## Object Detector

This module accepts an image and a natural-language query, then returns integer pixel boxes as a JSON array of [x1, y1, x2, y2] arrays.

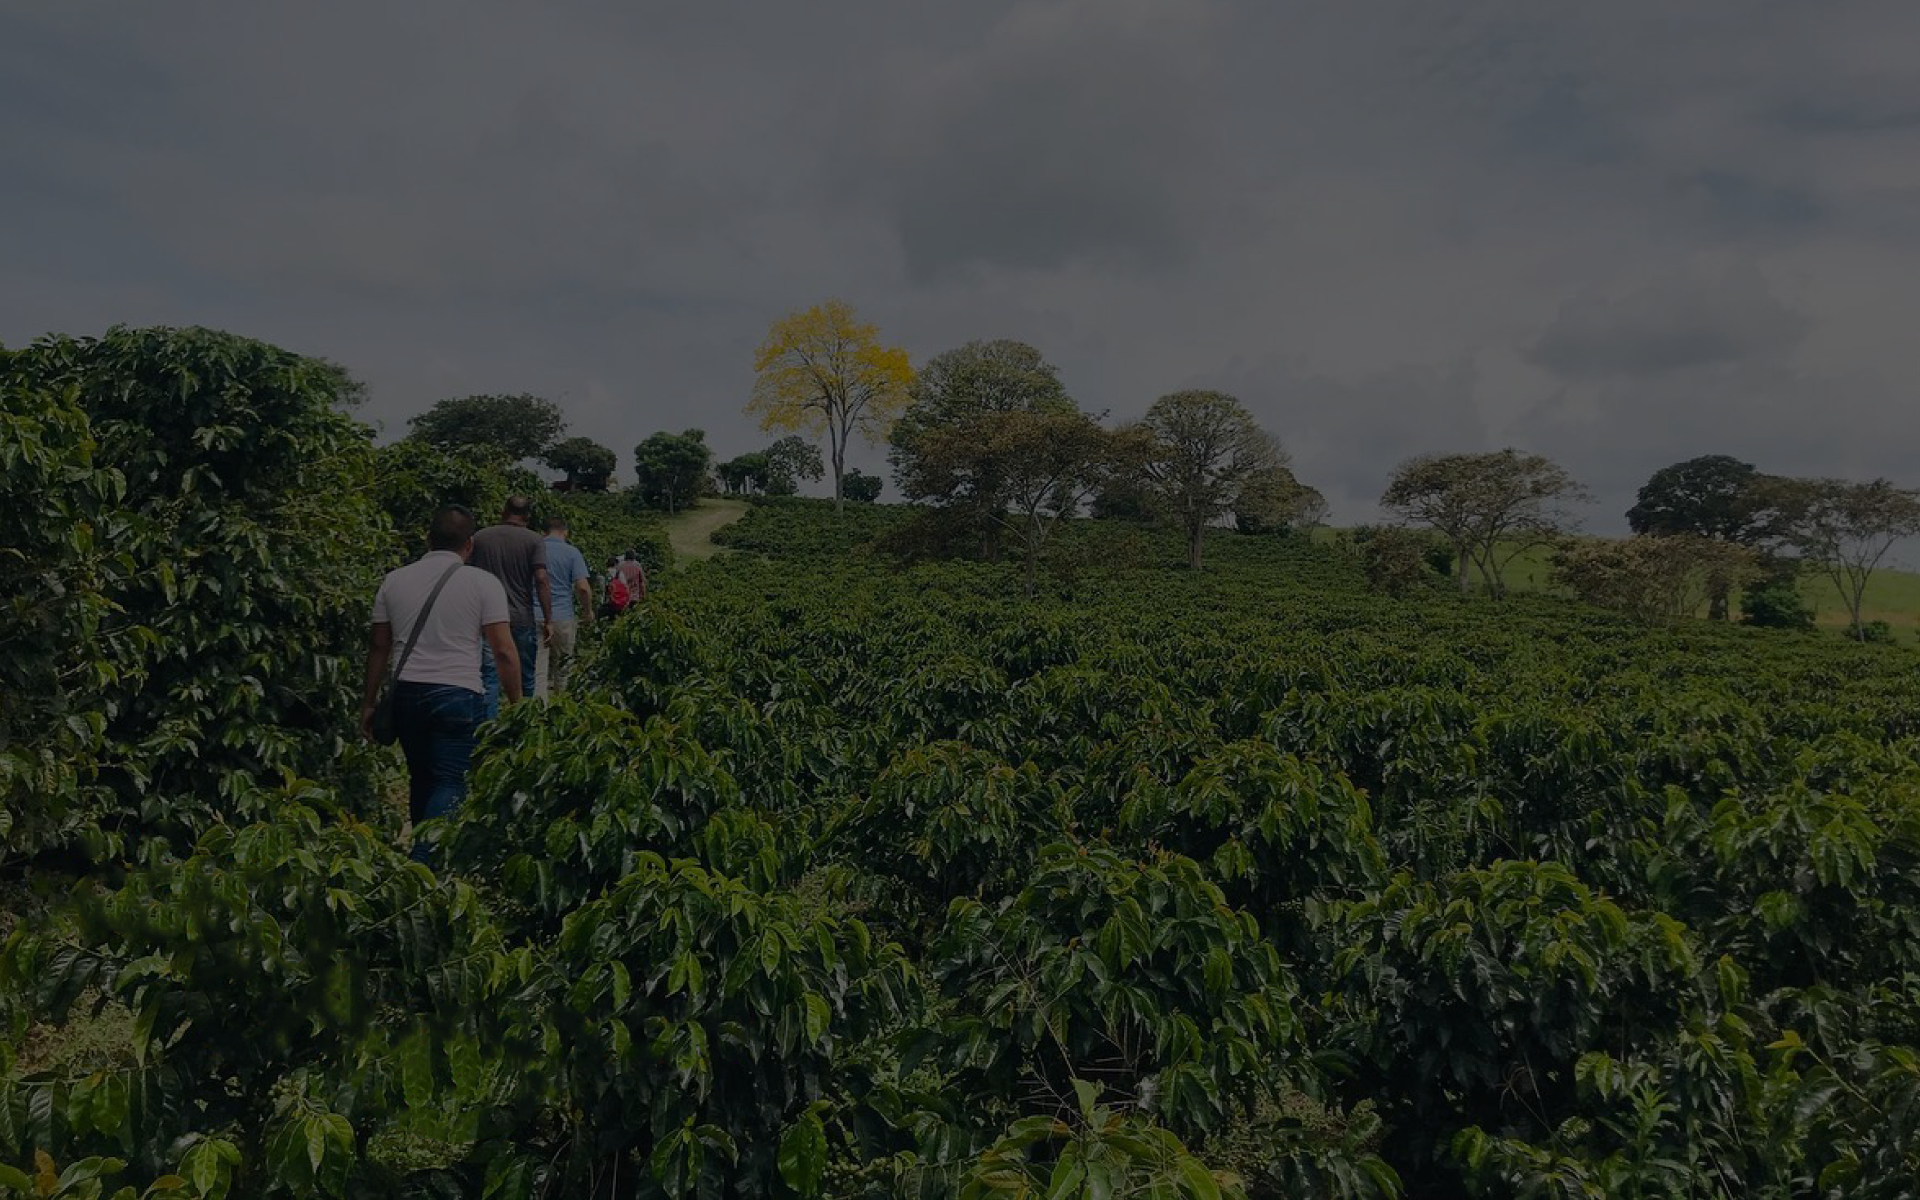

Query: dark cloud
[[1524, 268, 1811, 381], [3, 0, 1919, 519], [868, 0, 1227, 280]]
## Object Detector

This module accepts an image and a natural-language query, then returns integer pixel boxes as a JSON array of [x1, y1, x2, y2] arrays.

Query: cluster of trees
[[400, 303, 1919, 637], [402, 390, 869, 516], [744, 303, 1324, 583], [405, 392, 617, 492], [1367, 447, 1920, 638]]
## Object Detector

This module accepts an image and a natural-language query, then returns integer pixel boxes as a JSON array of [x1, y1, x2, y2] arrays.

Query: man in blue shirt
[[533, 516, 594, 700]]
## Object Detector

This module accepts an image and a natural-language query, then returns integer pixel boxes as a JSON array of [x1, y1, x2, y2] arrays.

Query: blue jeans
[[394, 682, 484, 864], [480, 624, 540, 718]]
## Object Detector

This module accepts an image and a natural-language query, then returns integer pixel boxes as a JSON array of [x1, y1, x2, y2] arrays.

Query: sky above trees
[[5, 1, 1919, 535]]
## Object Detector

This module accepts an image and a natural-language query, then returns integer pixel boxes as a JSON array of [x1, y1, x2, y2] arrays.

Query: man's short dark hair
[[503, 495, 534, 519], [545, 515, 569, 533], [428, 504, 477, 551]]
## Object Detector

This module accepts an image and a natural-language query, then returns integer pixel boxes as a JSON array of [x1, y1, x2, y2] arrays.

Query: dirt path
[[661, 498, 749, 562]]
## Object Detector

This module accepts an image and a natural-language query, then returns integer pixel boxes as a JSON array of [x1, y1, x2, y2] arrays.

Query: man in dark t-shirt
[[468, 496, 553, 717]]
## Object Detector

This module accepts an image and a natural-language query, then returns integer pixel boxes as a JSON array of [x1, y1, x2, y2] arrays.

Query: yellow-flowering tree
[[747, 299, 913, 510]]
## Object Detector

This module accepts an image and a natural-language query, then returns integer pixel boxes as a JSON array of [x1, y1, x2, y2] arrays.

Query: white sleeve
[[371, 578, 391, 624], [479, 574, 510, 626]]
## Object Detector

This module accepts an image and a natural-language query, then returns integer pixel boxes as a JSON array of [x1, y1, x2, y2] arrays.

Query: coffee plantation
[[4, 329, 1919, 1196]]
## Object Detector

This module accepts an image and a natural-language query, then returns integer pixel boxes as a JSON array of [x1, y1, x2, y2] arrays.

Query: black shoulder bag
[[370, 562, 464, 745]]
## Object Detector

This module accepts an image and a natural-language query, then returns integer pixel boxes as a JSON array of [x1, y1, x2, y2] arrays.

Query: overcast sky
[[6, 2, 1919, 530]]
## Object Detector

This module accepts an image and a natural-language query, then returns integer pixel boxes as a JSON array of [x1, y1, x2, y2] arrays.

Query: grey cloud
[[1524, 268, 1811, 382], [5, 1, 1920, 516], [1513, 359, 1920, 539], [865, 0, 1227, 280]]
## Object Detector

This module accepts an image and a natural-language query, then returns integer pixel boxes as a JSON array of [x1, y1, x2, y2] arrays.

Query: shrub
[[1350, 527, 1444, 595], [1740, 558, 1816, 630], [2, 326, 387, 853]]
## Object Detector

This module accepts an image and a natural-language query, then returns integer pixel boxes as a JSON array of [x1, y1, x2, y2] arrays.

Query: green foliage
[[444, 699, 770, 932], [1741, 556, 1817, 630], [405, 394, 566, 463], [1553, 534, 1758, 624], [920, 845, 1301, 1140], [10, 405, 1920, 1196], [1347, 526, 1445, 595], [0, 367, 126, 865], [545, 490, 672, 576], [842, 470, 884, 504], [2, 326, 386, 855], [633, 429, 714, 514], [722, 438, 825, 498], [832, 743, 1071, 931], [764, 436, 825, 496], [959, 1080, 1246, 1199], [543, 436, 617, 492], [1627, 454, 1770, 542], [1, 803, 513, 1196], [527, 853, 911, 1196], [1133, 391, 1288, 571], [371, 440, 540, 561], [711, 496, 910, 556]]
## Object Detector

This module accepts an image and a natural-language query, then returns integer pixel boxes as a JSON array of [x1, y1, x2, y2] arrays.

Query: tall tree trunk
[[1708, 583, 1730, 621], [1456, 543, 1471, 594], [830, 428, 845, 514]]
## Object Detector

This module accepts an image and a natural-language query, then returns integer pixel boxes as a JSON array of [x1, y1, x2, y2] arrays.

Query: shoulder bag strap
[[388, 561, 466, 684]]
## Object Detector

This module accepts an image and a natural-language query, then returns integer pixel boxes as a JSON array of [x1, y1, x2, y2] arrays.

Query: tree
[[716, 451, 770, 496], [1235, 468, 1329, 535], [1627, 455, 1773, 618], [747, 299, 912, 511], [909, 408, 1136, 595], [842, 469, 884, 504], [1133, 390, 1289, 570], [544, 435, 617, 491], [893, 340, 1082, 558], [632, 428, 712, 514], [1553, 535, 1760, 624], [406, 393, 567, 463], [763, 435, 824, 496], [1761, 476, 1920, 640], [1381, 449, 1588, 596], [890, 339, 1074, 476]]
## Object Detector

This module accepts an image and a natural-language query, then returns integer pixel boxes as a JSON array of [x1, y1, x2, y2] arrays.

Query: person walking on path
[[360, 505, 521, 863], [469, 495, 553, 717], [616, 549, 648, 605], [534, 515, 593, 699]]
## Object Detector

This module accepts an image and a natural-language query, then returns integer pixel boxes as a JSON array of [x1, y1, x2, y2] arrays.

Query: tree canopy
[[1381, 449, 1587, 596], [746, 299, 912, 511], [1626, 455, 1774, 619], [1761, 475, 1920, 640], [1628, 455, 1772, 542], [405, 393, 567, 463], [544, 435, 617, 492], [632, 428, 712, 514], [890, 340, 1073, 476], [892, 340, 1081, 556], [1134, 390, 1290, 570], [907, 406, 1135, 593]]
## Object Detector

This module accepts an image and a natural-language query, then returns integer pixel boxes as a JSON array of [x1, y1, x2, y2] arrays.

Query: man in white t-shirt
[[359, 505, 521, 863]]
